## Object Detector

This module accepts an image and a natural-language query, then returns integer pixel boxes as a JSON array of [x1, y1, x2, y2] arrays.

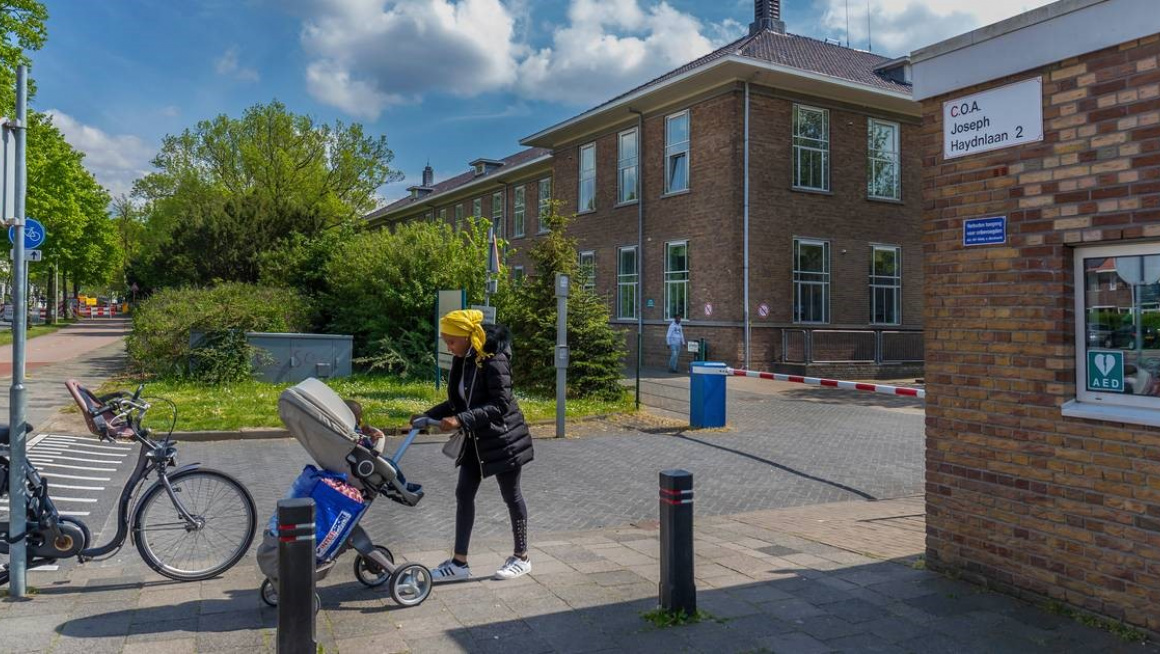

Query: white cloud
[[215, 45, 261, 82], [160, 105, 181, 118], [819, 0, 1058, 56], [293, 0, 746, 117], [45, 110, 155, 198]]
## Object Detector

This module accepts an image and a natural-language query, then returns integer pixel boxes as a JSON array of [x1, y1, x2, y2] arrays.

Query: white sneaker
[[494, 556, 532, 580], [432, 559, 471, 582]]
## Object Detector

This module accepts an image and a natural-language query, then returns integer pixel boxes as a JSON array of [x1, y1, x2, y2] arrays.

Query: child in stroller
[[256, 378, 434, 608]]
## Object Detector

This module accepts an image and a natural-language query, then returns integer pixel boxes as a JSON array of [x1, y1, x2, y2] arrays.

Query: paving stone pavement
[[3, 498, 1155, 654]]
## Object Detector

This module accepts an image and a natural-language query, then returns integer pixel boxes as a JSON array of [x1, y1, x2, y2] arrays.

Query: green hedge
[[127, 283, 309, 379]]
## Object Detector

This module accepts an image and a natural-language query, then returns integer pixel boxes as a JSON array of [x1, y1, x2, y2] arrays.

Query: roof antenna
[[866, 0, 873, 52], [845, 0, 850, 48]]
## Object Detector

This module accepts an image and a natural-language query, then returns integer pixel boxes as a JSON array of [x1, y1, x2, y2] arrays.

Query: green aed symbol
[[1087, 350, 1124, 393]]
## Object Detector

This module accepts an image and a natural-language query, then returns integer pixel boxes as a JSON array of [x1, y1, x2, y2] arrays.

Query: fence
[[780, 329, 923, 364]]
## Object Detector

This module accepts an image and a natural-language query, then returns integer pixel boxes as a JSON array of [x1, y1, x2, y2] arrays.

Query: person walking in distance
[[666, 314, 685, 373]]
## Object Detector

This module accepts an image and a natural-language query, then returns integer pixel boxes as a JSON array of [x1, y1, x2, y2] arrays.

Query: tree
[[131, 100, 401, 288], [0, 0, 47, 115], [499, 201, 625, 400]]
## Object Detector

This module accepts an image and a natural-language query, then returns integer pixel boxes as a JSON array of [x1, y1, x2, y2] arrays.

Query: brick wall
[[922, 35, 1160, 632]]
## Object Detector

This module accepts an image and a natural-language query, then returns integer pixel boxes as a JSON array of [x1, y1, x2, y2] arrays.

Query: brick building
[[913, 0, 1160, 633], [368, 0, 924, 376]]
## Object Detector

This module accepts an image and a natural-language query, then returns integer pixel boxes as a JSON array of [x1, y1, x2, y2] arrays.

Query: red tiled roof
[[591, 28, 910, 114], [370, 147, 551, 220]]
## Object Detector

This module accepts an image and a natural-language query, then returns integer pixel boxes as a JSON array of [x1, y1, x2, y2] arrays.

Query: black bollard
[[277, 498, 316, 654], [658, 469, 696, 616]]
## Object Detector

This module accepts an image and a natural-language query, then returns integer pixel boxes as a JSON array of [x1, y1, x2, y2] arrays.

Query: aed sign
[[943, 77, 1043, 159], [1087, 350, 1124, 393]]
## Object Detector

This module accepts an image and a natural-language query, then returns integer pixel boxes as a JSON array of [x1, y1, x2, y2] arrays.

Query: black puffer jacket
[[425, 325, 533, 478]]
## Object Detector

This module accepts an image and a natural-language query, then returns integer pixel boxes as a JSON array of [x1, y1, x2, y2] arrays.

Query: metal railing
[[779, 328, 923, 364]]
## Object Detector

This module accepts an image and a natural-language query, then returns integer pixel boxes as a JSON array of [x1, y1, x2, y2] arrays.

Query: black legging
[[454, 459, 528, 557]]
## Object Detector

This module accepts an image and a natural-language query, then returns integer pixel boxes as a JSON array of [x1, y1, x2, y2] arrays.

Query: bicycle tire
[[133, 468, 256, 582]]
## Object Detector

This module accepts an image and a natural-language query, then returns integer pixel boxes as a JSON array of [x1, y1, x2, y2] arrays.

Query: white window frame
[[492, 191, 505, 240], [617, 246, 638, 320], [438, 208, 447, 223], [454, 204, 464, 226], [512, 266, 526, 285], [793, 105, 830, 192], [618, 128, 638, 204], [868, 118, 901, 201], [425, 211, 433, 222], [579, 143, 596, 212], [665, 111, 690, 194], [537, 178, 552, 233], [513, 186, 526, 237], [793, 238, 830, 324], [578, 250, 596, 292], [473, 198, 482, 218], [664, 240, 689, 320], [870, 244, 902, 326], [1065, 242, 1160, 427]]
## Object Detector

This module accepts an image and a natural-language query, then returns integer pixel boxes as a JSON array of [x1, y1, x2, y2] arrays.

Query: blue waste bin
[[690, 361, 727, 428]]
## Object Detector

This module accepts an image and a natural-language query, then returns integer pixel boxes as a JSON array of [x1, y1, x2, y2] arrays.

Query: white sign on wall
[[943, 77, 1043, 159]]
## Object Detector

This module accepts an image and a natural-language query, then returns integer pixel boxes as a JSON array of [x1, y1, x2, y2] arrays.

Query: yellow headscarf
[[440, 309, 493, 367]]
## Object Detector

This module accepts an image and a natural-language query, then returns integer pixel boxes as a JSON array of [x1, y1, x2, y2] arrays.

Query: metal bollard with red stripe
[[659, 469, 696, 616], [277, 498, 316, 654]]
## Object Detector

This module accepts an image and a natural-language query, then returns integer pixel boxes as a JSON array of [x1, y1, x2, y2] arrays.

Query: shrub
[[127, 283, 309, 378]]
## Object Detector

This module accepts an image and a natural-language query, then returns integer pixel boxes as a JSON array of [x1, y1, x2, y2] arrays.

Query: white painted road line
[[30, 462, 116, 472], [0, 496, 96, 504], [32, 446, 128, 458], [58, 511, 90, 517], [40, 472, 111, 482], [44, 483, 105, 491], [28, 454, 124, 464], [40, 438, 131, 452]]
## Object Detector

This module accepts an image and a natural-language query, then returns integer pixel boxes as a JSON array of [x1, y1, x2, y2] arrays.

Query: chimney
[[750, 0, 786, 35], [422, 162, 434, 187]]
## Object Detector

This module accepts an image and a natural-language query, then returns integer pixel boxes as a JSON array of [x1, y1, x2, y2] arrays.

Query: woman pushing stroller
[[418, 309, 534, 581]]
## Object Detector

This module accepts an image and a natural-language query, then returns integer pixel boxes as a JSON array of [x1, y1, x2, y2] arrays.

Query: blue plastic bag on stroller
[[266, 464, 367, 563]]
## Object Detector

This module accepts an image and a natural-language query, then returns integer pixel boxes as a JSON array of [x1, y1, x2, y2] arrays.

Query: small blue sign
[[963, 216, 1006, 247], [8, 218, 46, 250]]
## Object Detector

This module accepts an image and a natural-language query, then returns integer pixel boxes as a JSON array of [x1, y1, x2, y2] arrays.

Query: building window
[[538, 178, 552, 233], [1070, 244, 1160, 419], [438, 208, 447, 223], [665, 111, 690, 194], [454, 204, 464, 227], [475, 163, 485, 175], [618, 128, 638, 204], [513, 186, 525, 237], [665, 241, 689, 320], [868, 119, 901, 200], [425, 211, 433, 222], [473, 198, 482, 218], [617, 246, 638, 320], [870, 245, 901, 325], [512, 266, 525, 286], [793, 105, 829, 192], [492, 191, 505, 240], [578, 251, 596, 292], [794, 238, 829, 323], [579, 143, 596, 212]]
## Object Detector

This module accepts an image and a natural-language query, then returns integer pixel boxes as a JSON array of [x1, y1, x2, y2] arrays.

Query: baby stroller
[[256, 378, 434, 608]]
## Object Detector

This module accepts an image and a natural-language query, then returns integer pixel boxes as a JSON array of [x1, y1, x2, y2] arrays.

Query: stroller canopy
[[278, 377, 360, 475]]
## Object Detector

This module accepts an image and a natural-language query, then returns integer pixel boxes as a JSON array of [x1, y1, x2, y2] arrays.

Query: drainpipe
[[629, 108, 645, 347], [743, 81, 752, 369]]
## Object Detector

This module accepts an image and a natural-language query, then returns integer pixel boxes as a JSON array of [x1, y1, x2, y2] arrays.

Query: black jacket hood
[[482, 323, 513, 358]]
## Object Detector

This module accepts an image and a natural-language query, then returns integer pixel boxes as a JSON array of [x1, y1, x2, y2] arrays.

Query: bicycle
[[1, 380, 257, 584]]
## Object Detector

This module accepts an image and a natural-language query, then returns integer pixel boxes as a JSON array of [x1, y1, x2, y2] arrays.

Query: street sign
[[944, 77, 1043, 159], [964, 216, 1007, 247], [470, 304, 496, 325], [8, 248, 40, 261], [8, 217, 45, 249], [1087, 350, 1124, 393]]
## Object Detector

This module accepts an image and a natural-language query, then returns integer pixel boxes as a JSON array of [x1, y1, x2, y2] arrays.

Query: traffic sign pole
[[6, 65, 29, 598]]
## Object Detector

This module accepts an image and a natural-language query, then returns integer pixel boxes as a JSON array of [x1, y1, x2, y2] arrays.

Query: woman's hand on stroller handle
[[410, 416, 438, 430]]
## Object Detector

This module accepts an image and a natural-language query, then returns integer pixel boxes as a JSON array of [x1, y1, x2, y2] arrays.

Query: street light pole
[[6, 64, 29, 598]]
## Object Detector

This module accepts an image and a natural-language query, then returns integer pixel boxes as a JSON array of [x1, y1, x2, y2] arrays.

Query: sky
[[31, 0, 1057, 206]]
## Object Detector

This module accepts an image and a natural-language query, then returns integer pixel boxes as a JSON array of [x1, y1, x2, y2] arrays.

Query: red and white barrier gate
[[708, 366, 925, 399]]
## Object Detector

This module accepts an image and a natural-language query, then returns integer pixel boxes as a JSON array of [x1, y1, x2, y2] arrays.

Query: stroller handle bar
[[395, 416, 438, 461]]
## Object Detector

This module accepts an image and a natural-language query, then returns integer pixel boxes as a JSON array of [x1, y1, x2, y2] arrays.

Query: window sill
[[512, 234, 526, 240], [661, 189, 691, 199], [615, 200, 639, 208], [576, 209, 596, 216], [791, 187, 833, 196], [1061, 399, 1160, 428], [868, 196, 904, 205], [537, 230, 551, 235]]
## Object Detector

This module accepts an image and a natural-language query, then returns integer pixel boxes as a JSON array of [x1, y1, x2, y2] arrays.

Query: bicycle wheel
[[133, 468, 257, 581]]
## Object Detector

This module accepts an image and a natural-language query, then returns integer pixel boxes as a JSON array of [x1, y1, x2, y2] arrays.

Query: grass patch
[[640, 607, 717, 629], [0, 321, 75, 347], [100, 373, 636, 433], [1045, 600, 1147, 643]]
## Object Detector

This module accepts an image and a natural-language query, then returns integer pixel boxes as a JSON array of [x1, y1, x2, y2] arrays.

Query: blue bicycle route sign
[[8, 217, 46, 249]]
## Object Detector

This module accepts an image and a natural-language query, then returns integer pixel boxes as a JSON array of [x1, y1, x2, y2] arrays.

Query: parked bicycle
[[1, 380, 257, 584]]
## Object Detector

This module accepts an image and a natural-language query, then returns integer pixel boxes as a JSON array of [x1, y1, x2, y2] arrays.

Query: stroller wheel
[[260, 578, 278, 607], [353, 545, 395, 587], [388, 563, 432, 607]]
